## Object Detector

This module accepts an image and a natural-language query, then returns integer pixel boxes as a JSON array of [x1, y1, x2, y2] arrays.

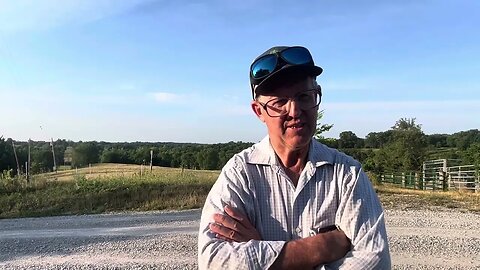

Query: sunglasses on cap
[[250, 46, 315, 82]]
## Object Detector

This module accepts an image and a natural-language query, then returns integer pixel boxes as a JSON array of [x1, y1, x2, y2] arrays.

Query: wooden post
[[27, 139, 31, 183], [25, 161, 28, 180], [442, 170, 448, 191], [475, 169, 480, 193], [150, 150, 153, 173], [11, 140, 21, 177], [422, 162, 426, 190], [51, 138, 57, 173], [448, 168, 452, 190], [402, 172, 405, 188], [414, 172, 419, 190]]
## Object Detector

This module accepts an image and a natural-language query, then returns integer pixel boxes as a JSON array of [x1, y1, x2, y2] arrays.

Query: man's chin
[[284, 136, 311, 150]]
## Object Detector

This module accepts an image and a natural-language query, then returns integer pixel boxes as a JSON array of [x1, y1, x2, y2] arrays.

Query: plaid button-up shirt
[[198, 136, 391, 269]]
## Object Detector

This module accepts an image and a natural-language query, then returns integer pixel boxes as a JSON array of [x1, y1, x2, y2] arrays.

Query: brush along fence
[[379, 159, 479, 192]]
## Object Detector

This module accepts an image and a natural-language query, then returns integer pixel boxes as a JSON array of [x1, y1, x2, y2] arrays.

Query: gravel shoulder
[[1, 207, 479, 269], [386, 208, 480, 270]]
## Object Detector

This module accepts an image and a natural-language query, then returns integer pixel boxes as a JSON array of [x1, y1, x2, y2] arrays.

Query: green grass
[[375, 183, 480, 212], [0, 164, 218, 219], [2, 164, 479, 219]]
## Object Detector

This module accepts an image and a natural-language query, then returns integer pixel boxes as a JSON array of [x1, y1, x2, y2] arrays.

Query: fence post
[[475, 168, 480, 193], [422, 162, 426, 190], [447, 169, 452, 190], [422, 173, 426, 190], [413, 172, 418, 189], [402, 172, 405, 188], [442, 170, 448, 191]]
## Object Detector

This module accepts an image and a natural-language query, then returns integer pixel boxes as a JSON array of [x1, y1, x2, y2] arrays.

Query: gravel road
[[1, 207, 479, 269]]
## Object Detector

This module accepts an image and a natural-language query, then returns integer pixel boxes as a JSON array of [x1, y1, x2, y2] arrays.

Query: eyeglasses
[[257, 87, 322, 117], [250, 46, 314, 81]]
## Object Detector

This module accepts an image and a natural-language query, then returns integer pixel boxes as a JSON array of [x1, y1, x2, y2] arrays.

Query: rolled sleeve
[[329, 166, 391, 269], [197, 163, 286, 270]]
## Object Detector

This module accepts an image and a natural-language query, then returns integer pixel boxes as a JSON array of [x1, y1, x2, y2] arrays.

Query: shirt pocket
[[307, 178, 339, 235]]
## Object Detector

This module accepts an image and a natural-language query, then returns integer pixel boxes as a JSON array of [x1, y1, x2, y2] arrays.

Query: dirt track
[[1, 208, 479, 269]]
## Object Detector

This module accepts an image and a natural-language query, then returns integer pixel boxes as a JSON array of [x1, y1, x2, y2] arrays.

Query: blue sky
[[0, 0, 479, 143]]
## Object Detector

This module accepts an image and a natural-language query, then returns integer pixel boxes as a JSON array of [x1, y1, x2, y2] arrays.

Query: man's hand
[[209, 205, 261, 242], [271, 227, 351, 269], [316, 228, 351, 264]]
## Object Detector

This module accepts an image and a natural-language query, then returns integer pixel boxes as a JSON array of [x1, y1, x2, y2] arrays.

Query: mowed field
[[44, 163, 480, 212], [0, 164, 219, 219], [40, 163, 220, 182], [2, 163, 479, 219]]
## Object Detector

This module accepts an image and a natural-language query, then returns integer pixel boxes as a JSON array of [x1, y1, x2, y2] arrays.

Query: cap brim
[[254, 65, 323, 95]]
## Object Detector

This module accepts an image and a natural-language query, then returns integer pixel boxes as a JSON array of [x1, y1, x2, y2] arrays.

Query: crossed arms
[[197, 161, 391, 269], [210, 205, 351, 269]]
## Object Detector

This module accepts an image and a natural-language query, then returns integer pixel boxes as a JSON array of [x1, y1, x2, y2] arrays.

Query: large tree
[[0, 137, 16, 174], [30, 144, 54, 174], [446, 129, 480, 150], [373, 118, 427, 172], [72, 142, 100, 168], [338, 131, 360, 149], [462, 143, 480, 166]]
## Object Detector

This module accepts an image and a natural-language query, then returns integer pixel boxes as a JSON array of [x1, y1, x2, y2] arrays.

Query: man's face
[[251, 77, 319, 151]]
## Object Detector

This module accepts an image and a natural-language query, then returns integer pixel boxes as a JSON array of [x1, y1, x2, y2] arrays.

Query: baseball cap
[[249, 46, 323, 97]]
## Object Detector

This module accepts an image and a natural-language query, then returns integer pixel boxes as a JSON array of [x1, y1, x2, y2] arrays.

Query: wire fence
[[448, 165, 478, 191], [379, 160, 480, 193]]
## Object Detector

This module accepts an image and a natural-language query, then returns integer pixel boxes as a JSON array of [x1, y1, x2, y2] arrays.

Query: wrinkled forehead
[[257, 76, 318, 99]]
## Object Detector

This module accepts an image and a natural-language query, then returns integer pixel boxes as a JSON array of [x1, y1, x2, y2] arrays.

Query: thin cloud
[[325, 100, 480, 112], [0, 0, 147, 34], [151, 92, 183, 103], [149, 91, 252, 115]]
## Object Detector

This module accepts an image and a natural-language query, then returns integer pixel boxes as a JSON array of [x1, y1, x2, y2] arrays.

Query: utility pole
[[51, 138, 57, 173], [27, 139, 31, 183], [150, 150, 153, 172], [11, 140, 21, 177]]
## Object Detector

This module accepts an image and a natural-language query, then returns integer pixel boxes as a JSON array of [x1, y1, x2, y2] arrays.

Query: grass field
[[376, 183, 480, 212], [0, 164, 219, 218], [1, 164, 479, 219]]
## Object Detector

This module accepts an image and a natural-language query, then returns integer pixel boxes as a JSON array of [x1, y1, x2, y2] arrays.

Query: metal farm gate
[[381, 159, 479, 192], [447, 165, 479, 192]]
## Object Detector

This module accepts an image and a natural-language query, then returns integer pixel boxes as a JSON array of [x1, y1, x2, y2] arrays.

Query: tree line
[[1, 118, 479, 177], [0, 138, 253, 176], [317, 119, 480, 174]]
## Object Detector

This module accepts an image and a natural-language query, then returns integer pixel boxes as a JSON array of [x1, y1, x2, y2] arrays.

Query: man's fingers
[[215, 233, 232, 242], [224, 205, 245, 222], [213, 213, 246, 232], [210, 206, 262, 242], [209, 223, 242, 242], [224, 205, 257, 231]]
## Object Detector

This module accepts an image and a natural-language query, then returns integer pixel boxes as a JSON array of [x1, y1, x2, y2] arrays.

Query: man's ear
[[251, 101, 266, 122]]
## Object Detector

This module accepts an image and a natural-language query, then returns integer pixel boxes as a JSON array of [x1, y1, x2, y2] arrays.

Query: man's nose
[[287, 99, 302, 118]]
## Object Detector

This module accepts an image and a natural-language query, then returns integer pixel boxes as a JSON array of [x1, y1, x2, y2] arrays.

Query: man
[[198, 46, 391, 269]]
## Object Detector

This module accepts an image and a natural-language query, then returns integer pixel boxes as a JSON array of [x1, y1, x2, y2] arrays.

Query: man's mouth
[[287, 123, 305, 129]]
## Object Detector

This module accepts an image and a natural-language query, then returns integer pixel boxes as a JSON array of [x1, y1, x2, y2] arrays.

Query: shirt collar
[[245, 136, 275, 166], [246, 136, 335, 167], [308, 139, 335, 167]]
